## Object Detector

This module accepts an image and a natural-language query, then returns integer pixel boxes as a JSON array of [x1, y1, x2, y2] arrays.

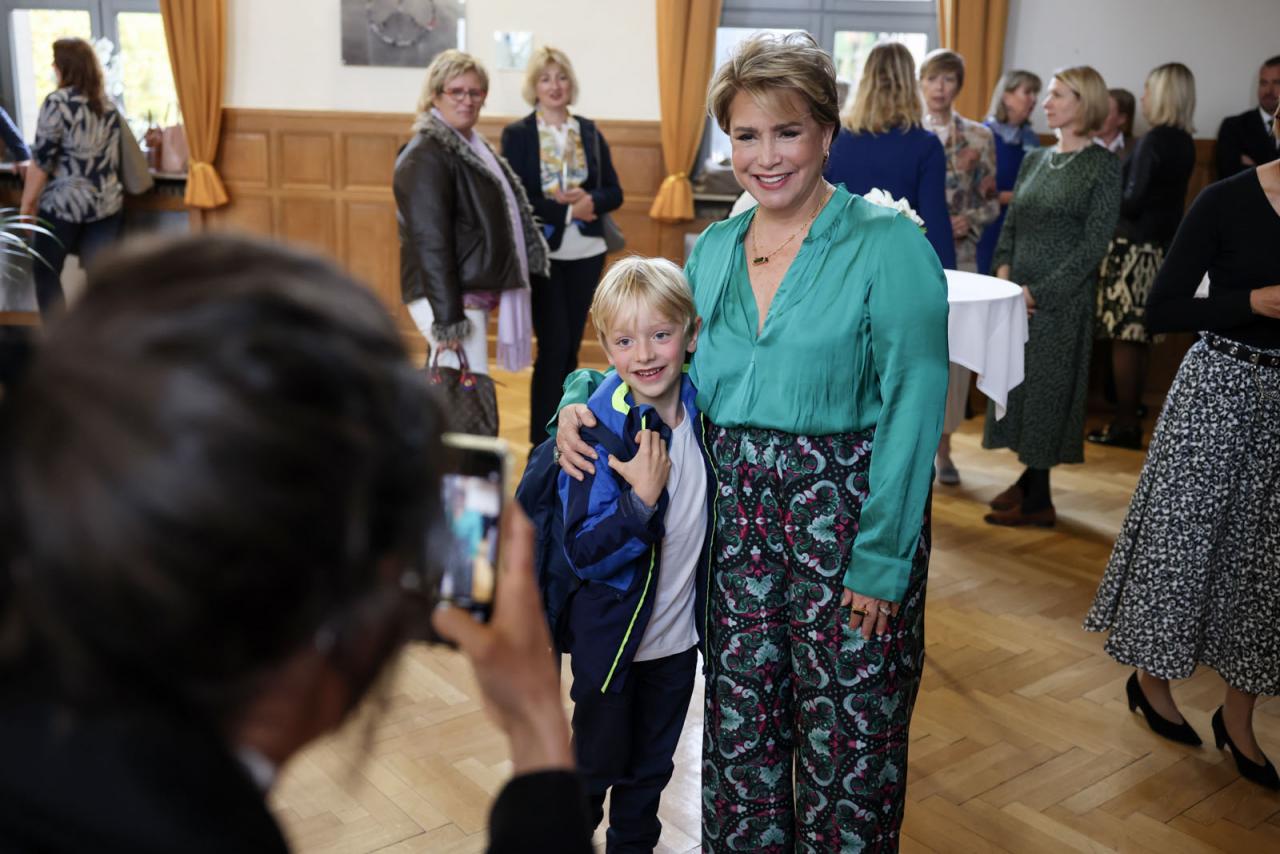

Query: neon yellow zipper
[[600, 545, 656, 693]]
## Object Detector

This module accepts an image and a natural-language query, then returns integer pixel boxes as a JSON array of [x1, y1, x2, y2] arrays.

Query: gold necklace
[[751, 188, 831, 266]]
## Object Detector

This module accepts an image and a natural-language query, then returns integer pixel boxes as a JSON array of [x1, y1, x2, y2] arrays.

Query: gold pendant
[[752, 256, 769, 265]]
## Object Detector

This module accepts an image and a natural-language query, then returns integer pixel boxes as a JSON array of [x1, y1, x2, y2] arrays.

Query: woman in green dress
[[984, 66, 1122, 526]]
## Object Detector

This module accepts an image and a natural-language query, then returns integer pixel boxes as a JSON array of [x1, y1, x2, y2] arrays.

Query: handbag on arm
[[426, 346, 499, 437], [590, 127, 625, 253], [119, 117, 155, 195]]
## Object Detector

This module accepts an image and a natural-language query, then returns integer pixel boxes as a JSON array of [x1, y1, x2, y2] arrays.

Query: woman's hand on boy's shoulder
[[556, 404, 598, 481]]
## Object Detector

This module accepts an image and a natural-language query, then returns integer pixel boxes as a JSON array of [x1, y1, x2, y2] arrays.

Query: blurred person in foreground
[[0, 234, 590, 853]]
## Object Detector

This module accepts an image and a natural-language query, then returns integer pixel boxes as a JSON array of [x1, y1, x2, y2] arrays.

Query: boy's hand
[[607, 430, 670, 508]]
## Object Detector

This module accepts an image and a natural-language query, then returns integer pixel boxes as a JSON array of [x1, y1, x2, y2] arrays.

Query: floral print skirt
[[1085, 337, 1280, 695], [1096, 237, 1165, 343], [701, 424, 930, 853]]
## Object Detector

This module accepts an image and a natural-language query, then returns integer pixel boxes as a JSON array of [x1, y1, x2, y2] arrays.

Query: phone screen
[[434, 436, 508, 620], [440, 470, 500, 611]]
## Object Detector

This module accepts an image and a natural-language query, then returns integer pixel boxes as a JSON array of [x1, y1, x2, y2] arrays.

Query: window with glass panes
[[0, 0, 177, 144], [702, 0, 936, 170]]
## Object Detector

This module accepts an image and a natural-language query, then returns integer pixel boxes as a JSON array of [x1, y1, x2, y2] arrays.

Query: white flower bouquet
[[862, 188, 926, 231]]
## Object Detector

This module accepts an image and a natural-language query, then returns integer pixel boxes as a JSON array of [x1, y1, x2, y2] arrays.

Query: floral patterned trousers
[[701, 425, 930, 853]]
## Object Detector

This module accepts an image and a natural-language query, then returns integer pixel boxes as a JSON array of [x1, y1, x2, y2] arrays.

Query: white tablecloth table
[[945, 269, 1028, 420]]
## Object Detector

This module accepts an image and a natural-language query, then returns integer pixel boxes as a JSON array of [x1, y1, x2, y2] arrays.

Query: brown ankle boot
[[989, 483, 1024, 511], [983, 505, 1056, 527]]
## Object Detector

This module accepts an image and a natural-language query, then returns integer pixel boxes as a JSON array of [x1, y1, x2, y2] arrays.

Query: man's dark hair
[[0, 235, 441, 722], [1263, 55, 1280, 68]]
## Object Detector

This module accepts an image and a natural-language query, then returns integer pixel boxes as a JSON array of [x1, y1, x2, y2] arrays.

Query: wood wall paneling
[[344, 199, 401, 307], [278, 197, 338, 254], [206, 109, 678, 366], [203, 194, 273, 236], [278, 132, 336, 191], [343, 134, 402, 191], [219, 131, 271, 188]]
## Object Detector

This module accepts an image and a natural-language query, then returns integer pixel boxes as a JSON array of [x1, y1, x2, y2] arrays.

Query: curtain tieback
[[658, 171, 689, 189]]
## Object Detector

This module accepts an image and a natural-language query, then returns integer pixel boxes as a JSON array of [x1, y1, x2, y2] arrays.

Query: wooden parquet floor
[[271, 366, 1280, 853]]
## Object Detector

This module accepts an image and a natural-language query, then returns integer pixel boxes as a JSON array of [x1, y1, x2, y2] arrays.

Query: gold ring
[[851, 607, 868, 616]]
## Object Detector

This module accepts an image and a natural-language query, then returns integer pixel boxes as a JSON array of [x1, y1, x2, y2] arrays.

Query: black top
[[500, 112, 624, 252], [1216, 108, 1279, 180], [1116, 125, 1196, 248], [1146, 168, 1280, 348], [0, 696, 593, 853]]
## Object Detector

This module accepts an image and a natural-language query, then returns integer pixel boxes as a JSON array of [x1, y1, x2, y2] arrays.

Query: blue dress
[[824, 125, 955, 268], [976, 119, 1040, 275]]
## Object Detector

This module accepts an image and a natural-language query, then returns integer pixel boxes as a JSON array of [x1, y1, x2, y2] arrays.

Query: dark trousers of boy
[[31, 213, 124, 318], [570, 645, 697, 853], [529, 253, 606, 444]]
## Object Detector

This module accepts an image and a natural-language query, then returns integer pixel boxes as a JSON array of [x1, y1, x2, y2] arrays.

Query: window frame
[[699, 0, 938, 178], [719, 0, 937, 56], [0, 0, 161, 133]]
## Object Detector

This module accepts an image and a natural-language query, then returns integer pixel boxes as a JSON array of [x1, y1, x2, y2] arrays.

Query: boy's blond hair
[[591, 257, 697, 349]]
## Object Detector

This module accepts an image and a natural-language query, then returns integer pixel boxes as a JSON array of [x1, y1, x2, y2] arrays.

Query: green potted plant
[[0, 207, 56, 388]]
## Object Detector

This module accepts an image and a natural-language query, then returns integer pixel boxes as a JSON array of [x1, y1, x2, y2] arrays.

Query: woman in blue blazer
[[825, 41, 955, 268], [501, 47, 623, 443]]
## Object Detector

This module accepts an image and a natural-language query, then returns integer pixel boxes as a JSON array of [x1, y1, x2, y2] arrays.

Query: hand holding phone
[[418, 434, 510, 642], [432, 508, 573, 776]]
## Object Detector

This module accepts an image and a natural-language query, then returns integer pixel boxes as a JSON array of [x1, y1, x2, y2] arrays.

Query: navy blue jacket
[[0, 107, 31, 162], [557, 372, 714, 694], [825, 126, 956, 269], [500, 112, 623, 252]]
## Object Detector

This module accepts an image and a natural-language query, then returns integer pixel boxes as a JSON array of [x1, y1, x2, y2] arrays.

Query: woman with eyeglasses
[[0, 234, 593, 852], [394, 50, 549, 430]]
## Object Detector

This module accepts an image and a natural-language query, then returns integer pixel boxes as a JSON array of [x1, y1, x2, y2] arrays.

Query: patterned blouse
[[536, 111, 587, 196], [32, 87, 124, 222], [925, 112, 1000, 266]]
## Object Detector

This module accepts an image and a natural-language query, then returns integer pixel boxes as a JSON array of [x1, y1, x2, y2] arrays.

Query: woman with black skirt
[[502, 47, 623, 443], [1085, 101, 1280, 790], [1088, 63, 1197, 448]]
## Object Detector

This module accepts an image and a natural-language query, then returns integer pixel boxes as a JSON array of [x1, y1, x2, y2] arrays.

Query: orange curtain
[[649, 0, 723, 223], [159, 0, 229, 208], [937, 0, 1009, 121]]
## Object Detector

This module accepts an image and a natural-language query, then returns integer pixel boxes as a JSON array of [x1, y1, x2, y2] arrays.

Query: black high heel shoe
[[1125, 672, 1202, 746], [1087, 423, 1143, 449], [1212, 707, 1280, 790]]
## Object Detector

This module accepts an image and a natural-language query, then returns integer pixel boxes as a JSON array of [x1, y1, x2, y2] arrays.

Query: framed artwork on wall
[[341, 0, 466, 68]]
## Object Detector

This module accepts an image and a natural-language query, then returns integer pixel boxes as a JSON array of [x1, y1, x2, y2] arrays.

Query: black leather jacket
[[393, 114, 549, 342]]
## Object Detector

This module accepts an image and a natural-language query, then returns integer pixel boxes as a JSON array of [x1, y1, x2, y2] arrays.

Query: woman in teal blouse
[[555, 33, 948, 851]]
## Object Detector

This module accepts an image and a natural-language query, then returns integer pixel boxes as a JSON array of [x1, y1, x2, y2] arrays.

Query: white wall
[[1004, 0, 1276, 136], [226, 0, 660, 120]]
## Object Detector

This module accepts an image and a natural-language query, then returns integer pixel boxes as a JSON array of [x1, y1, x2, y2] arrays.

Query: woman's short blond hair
[[417, 49, 489, 113], [920, 49, 966, 90], [707, 31, 839, 143], [986, 70, 1042, 124], [522, 46, 579, 107], [1053, 65, 1109, 135], [842, 42, 922, 134], [591, 257, 698, 348], [1144, 62, 1196, 133]]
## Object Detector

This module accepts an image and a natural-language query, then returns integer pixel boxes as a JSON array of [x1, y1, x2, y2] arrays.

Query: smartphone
[[415, 433, 510, 642]]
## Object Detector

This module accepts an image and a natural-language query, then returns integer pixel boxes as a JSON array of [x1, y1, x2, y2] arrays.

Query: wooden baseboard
[[0, 312, 39, 326]]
